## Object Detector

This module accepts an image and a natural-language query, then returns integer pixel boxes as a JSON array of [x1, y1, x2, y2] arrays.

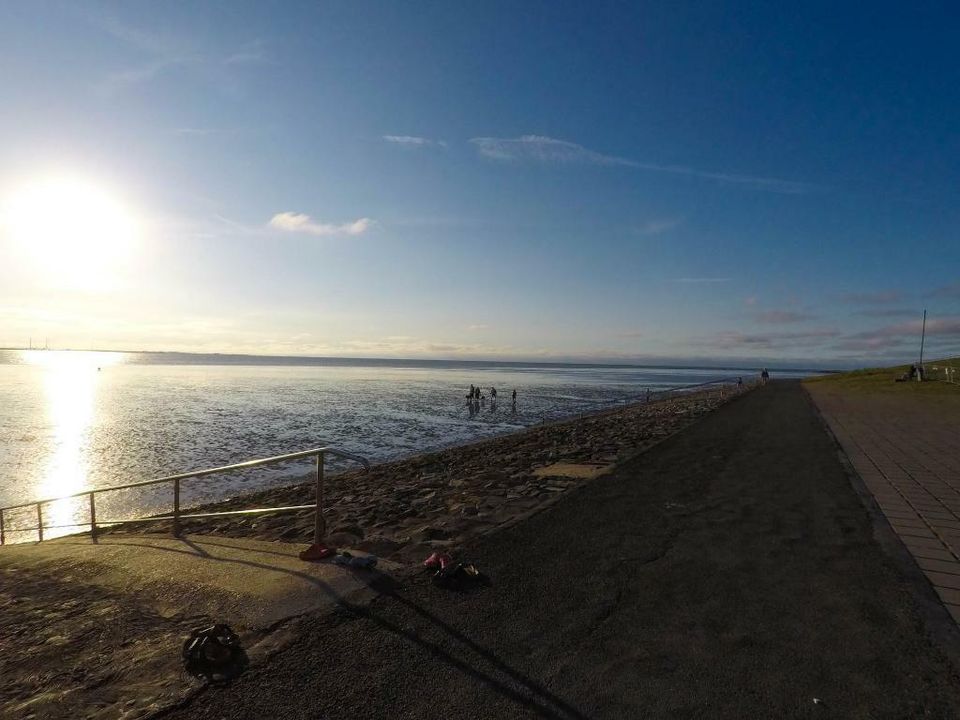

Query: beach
[[0, 385, 734, 720], [106, 387, 733, 563]]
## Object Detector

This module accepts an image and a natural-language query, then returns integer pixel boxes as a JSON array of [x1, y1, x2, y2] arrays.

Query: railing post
[[0, 509, 5, 546], [173, 478, 181, 537], [314, 452, 326, 545], [89, 492, 97, 540], [36, 503, 43, 543]]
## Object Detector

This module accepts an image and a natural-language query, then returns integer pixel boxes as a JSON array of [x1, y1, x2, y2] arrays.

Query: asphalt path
[[165, 382, 960, 719]]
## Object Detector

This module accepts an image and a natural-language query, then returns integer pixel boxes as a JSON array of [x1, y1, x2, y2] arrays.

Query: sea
[[0, 349, 821, 541]]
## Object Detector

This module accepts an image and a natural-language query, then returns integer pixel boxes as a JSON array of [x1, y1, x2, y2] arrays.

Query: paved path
[[167, 382, 960, 719], [0, 535, 393, 719], [808, 385, 960, 624]]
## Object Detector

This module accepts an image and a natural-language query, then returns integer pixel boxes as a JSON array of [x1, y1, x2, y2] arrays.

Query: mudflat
[[166, 381, 960, 719]]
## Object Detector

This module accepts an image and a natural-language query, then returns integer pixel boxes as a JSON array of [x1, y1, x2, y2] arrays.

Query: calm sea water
[[0, 350, 818, 539]]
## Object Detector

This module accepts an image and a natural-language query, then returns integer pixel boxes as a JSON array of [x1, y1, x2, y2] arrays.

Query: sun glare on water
[[1, 175, 140, 291], [24, 350, 126, 537]]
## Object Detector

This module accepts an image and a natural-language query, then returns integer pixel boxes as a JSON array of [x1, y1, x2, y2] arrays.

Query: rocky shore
[[113, 387, 741, 564]]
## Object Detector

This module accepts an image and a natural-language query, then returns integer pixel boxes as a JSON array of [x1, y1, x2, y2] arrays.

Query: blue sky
[[0, 1, 958, 366]]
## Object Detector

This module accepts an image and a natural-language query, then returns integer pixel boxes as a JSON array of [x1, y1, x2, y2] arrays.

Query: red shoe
[[299, 543, 336, 561], [423, 552, 453, 569]]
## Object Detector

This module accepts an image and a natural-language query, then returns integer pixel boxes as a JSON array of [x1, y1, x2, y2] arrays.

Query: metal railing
[[0, 446, 369, 547]]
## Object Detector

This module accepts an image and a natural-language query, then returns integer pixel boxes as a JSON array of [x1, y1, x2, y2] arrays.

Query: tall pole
[[919, 309, 927, 367]]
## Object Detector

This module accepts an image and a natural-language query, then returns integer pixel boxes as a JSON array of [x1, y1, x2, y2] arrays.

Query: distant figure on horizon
[[491, 387, 497, 401], [512, 389, 517, 402], [761, 368, 769, 385], [737, 376, 743, 390]]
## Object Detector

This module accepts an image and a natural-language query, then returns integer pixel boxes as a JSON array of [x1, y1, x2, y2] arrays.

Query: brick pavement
[[807, 384, 960, 622]]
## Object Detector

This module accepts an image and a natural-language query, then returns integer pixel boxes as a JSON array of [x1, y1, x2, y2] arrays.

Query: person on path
[[737, 376, 743, 390], [512, 389, 517, 402]]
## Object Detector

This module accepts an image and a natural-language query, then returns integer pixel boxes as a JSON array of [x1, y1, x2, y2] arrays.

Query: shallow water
[[0, 350, 815, 539]]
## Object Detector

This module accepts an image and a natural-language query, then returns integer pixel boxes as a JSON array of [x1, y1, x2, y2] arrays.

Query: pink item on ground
[[423, 552, 453, 569], [299, 543, 336, 561]]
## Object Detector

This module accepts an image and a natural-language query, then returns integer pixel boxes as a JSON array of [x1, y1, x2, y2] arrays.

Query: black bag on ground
[[182, 623, 247, 682]]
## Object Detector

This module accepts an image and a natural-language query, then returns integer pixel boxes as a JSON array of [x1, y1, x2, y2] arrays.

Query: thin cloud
[[932, 283, 960, 299], [470, 135, 634, 166], [383, 135, 448, 148], [269, 212, 373, 237], [855, 308, 918, 318], [838, 290, 904, 304], [754, 310, 817, 324], [467, 324, 489, 331], [832, 337, 912, 352], [673, 277, 731, 284], [710, 329, 840, 350], [469, 135, 816, 193], [634, 219, 682, 236], [850, 316, 960, 339], [223, 40, 270, 66], [94, 16, 268, 95], [830, 315, 960, 354]]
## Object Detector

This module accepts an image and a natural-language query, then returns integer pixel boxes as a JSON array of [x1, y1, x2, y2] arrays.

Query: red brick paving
[[808, 384, 960, 624]]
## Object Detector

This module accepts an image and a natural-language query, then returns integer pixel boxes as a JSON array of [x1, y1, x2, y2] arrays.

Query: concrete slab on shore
[[0, 534, 395, 628]]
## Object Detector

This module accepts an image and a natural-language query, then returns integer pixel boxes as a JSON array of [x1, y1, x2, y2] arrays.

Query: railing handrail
[[0, 446, 368, 514], [0, 446, 370, 549]]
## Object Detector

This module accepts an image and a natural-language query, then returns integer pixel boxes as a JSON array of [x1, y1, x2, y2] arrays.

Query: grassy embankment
[[804, 357, 960, 395]]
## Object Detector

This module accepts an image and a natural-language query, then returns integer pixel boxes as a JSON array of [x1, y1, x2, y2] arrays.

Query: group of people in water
[[465, 384, 517, 418], [466, 384, 516, 403]]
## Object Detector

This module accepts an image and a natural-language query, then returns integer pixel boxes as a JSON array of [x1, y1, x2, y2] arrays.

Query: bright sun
[[1, 175, 140, 291]]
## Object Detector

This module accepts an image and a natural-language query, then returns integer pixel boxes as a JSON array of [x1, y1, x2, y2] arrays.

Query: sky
[[0, 1, 958, 367]]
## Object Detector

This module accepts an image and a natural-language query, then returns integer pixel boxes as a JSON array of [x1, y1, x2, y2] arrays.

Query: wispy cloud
[[95, 16, 269, 95], [852, 316, 960, 339], [469, 135, 816, 193], [633, 219, 682, 236], [838, 290, 903, 304], [467, 323, 489, 331], [855, 308, 918, 318], [832, 315, 960, 352], [383, 135, 448, 148], [672, 277, 731, 283], [754, 310, 817, 324], [710, 329, 840, 350], [932, 283, 960, 299], [269, 212, 373, 237], [223, 39, 269, 66], [470, 135, 633, 166]]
